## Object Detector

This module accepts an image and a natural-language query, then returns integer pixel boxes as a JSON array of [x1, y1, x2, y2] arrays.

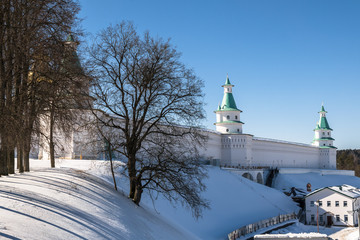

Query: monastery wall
[[251, 137, 320, 168]]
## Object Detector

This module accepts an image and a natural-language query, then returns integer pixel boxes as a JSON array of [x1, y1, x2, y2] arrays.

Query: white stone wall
[[197, 131, 221, 161], [252, 138, 320, 168], [305, 188, 357, 226]]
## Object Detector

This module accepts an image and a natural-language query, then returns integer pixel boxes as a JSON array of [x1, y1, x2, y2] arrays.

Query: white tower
[[312, 104, 337, 169], [214, 75, 244, 134], [312, 105, 335, 148]]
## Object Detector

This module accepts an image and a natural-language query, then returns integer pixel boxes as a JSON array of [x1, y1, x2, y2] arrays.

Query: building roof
[[222, 74, 234, 87], [305, 184, 360, 199], [319, 105, 327, 113], [217, 75, 241, 112], [314, 105, 333, 131]]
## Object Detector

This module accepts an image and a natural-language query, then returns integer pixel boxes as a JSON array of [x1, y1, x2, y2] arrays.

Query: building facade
[[36, 67, 337, 170], [305, 185, 360, 226], [197, 75, 337, 169]]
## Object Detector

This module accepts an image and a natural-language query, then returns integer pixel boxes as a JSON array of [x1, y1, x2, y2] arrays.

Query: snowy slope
[[274, 171, 360, 193], [140, 166, 300, 240], [30, 160, 300, 240], [0, 168, 198, 240]]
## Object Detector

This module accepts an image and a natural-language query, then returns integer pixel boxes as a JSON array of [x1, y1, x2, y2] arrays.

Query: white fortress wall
[[252, 137, 320, 168], [197, 130, 222, 161], [278, 168, 354, 176]]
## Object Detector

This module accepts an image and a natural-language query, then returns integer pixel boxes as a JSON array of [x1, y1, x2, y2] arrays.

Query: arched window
[[226, 129, 229, 132], [235, 115, 238, 120], [227, 115, 230, 120], [237, 129, 240, 132]]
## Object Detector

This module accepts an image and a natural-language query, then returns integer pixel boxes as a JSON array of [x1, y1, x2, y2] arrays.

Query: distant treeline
[[337, 149, 360, 176]]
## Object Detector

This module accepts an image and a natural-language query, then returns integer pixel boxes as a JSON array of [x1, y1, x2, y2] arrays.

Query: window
[[311, 215, 315, 222], [319, 215, 323, 222], [344, 215, 348, 222], [323, 132, 325, 135], [327, 201, 331, 207], [318, 201, 322, 207], [235, 115, 238, 120], [226, 129, 229, 132], [328, 132, 330, 135], [310, 201, 314, 207], [237, 129, 240, 132], [227, 115, 230, 120], [336, 215, 340, 222], [335, 201, 339, 207], [344, 201, 348, 207]]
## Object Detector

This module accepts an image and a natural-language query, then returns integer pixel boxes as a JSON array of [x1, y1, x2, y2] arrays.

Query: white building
[[36, 58, 337, 172], [197, 75, 337, 170], [305, 184, 360, 226]]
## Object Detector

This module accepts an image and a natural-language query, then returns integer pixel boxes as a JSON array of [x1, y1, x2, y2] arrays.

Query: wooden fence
[[228, 212, 297, 240]]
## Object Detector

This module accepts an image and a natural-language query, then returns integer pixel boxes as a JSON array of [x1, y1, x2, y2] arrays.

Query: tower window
[[235, 115, 238, 120], [322, 132, 325, 135], [227, 115, 230, 120], [328, 132, 330, 135], [226, 129, 229, 132], [237, 129, 240, 132]]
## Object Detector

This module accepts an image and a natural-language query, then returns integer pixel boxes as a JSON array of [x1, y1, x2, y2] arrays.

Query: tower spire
[[312, 104, 335, 148], [214, 74, 243, 134]]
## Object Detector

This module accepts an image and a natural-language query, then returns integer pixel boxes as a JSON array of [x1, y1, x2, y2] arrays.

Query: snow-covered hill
[[4, 160, 359, 240], [274, 170, 360, 192], [0, 168, 197, 240], [140, 166, 299, 240]]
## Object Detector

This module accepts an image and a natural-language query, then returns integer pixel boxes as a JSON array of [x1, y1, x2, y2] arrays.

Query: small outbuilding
[[305, 184, 360, 226]]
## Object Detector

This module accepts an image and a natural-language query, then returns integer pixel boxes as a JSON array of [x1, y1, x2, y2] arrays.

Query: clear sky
[[78, 0, 360, 149]]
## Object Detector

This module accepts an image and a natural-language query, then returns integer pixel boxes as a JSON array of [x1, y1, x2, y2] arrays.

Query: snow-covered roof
[[305, 184, 360, 199]]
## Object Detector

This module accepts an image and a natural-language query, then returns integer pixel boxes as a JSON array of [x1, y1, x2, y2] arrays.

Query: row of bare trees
[[1, 1, 209, 218], [0, 0, 81, 176]]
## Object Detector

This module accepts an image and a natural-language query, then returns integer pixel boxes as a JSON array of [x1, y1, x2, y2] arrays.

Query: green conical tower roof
[[319, 105, 327, 113], [222, 74, 234, 87], [314, 105, 332, 131], [216, 75, 241, 112]]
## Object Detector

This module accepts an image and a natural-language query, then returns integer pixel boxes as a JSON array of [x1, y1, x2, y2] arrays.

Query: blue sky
[[78, 0, 360, 149]]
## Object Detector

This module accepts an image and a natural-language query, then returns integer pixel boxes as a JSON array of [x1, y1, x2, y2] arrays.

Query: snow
[[274, 170, 360, 193], [140, 166, 300, 240], [2, 160, 360, 240], [0, 166, 198, 240], [269, 222, 359, 240]]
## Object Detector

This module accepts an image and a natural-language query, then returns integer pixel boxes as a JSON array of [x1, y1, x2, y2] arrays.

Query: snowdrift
[[0, 168, 197, 240]]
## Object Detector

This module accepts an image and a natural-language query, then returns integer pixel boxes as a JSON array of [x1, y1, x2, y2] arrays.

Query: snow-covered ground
[[269, 222, 359, 240], [140, 166, 299, 240], [2, 160, 360, 239], [0, 166, 197, 240], [274, 170, 360, 193]]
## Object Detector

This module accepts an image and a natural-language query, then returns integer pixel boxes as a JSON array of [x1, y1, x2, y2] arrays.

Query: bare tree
[[0, 0, 81, 175], [87, 22, 209, 218]]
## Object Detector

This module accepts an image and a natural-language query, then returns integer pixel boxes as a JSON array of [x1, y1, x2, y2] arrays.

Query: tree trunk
[[50, 102, 55, 168], [128, 155, 137, 199], [18, 143, 24, 173], [133, 184, 143, 205], [108, 146, 117, 191], [7, 146, 15, 174], [24, 145, 30, 172], [0, 143, 8, 176]]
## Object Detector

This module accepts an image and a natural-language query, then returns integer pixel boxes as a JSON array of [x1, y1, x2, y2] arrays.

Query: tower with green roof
[[214, 74, 244, 134], [312, 105, 335, 148]]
